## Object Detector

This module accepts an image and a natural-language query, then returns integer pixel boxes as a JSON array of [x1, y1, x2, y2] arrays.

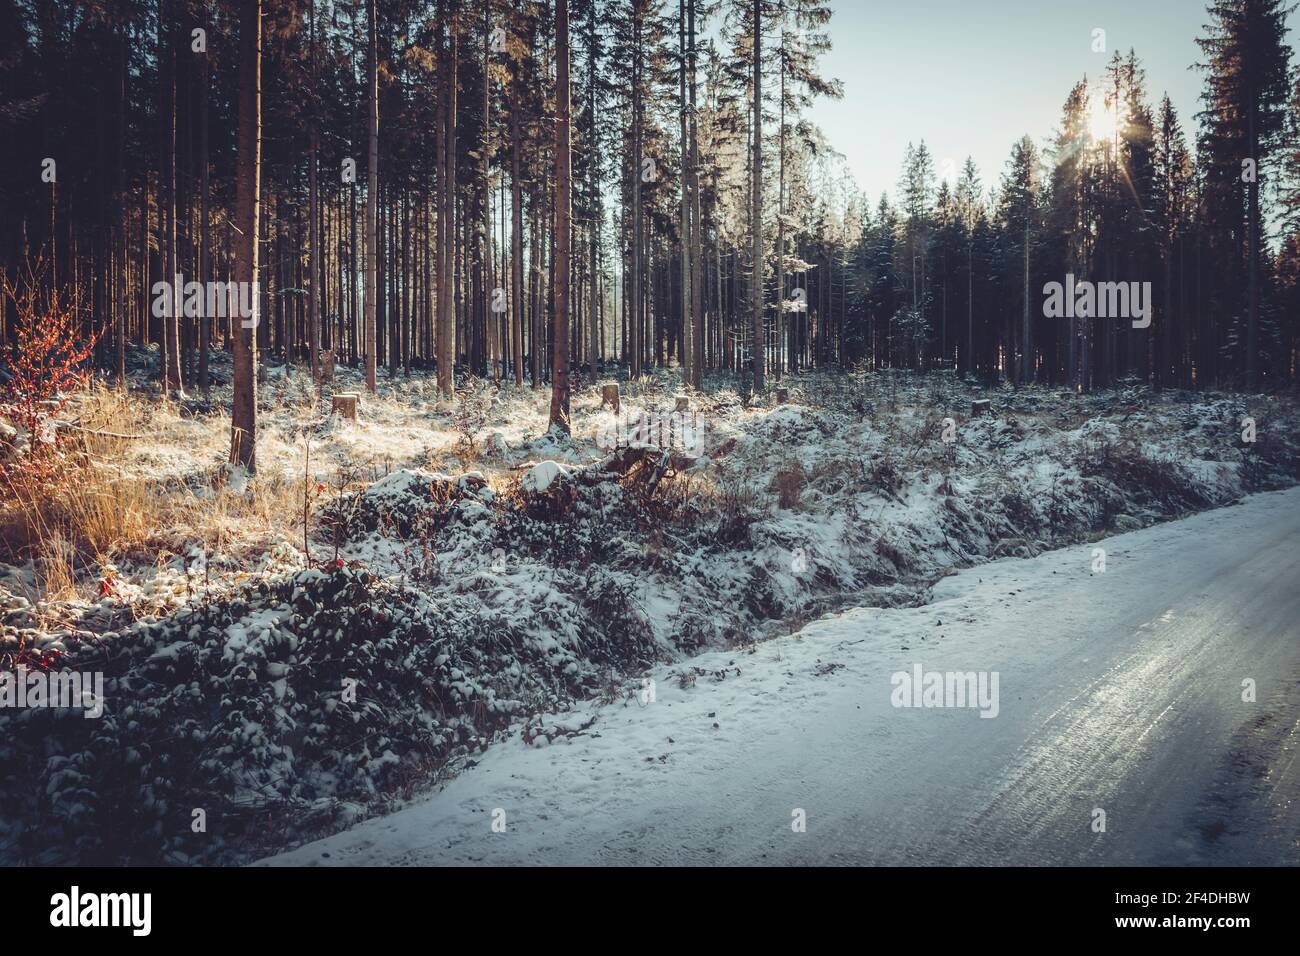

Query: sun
[[1088, 95, 1118, 143]]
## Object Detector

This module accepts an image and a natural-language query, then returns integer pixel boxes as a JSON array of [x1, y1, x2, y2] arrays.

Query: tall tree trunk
[[159, 0, 183, 395], [629, 6, 643, 380], [750, 0, 764, 391], [307, 0, 320, 381], [775, 18, 785, 380], [1245, 101, 1259, 391], [479, 6, 492, 380], [115, 24, 128, 386], [510, 72, 525, 387], [690, 48, 705, 384], [1022, 196, 1032, 383], [437, 2, 459, 399], [349, 179, 358, 363], [364, 0, 378, 392], [587, 14, 601, 378], [230, 0, 261, 472], [198, 8, 211, 393], [678, 0, 692, 382], [966, 239, 973, 378], [549, 0, 572, 432]]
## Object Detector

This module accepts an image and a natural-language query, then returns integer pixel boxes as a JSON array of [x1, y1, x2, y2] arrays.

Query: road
[[264, 487, 1300, 866]]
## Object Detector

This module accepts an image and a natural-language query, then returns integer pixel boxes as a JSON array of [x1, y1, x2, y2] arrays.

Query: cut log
[[331, 392, 360, 420], [600, 382, 621, 413], [971, 399, 992, 417]]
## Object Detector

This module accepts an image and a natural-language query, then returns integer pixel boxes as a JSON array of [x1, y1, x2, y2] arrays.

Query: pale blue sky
[[805, 0, 1297, 203]]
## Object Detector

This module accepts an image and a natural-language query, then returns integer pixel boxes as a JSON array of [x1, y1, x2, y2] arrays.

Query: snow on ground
[[3, 347, 1300, 863], [262, 486, 1300, 866]]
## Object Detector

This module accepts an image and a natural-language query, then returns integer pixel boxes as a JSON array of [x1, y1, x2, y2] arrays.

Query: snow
[[5, 357, 1300, 863], [261, 486, 1300, 866], [520, 460, 569, 494]]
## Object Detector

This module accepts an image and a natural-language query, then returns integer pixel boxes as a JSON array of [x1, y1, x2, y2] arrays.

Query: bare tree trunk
[[307, 0, 320, 381], [688, 0, 703, 387], [1022, 197, 1032, 383], [586, 14, 600, 378], [966, 240, 973, 378], [775, 19, 784, 380], [509, 74, 525, 387], [198, 8, 211, 393], [116, 24, 128, 386], [479, 7, 491, 379], [230, 0, 261, 472], [159, 0, 183, 395], [349, 179, 358, 363], [630, 6, 643, 380], [549, 0, 572, 431], [529, 201, 541, 386], [364, 0, 378, 392], [437, 1, 459, 399], [1245, 103, 1259, 391], [750, 0, 764, 391], [678, 0, 692, 382]]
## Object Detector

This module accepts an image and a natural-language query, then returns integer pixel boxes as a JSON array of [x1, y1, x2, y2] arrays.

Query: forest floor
[[2, 346, 1299, 864]]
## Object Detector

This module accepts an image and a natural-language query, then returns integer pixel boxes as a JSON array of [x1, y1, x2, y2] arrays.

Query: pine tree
[[230, 0, 261, 472], [993, 137, 1041, 384], [1197, 0, 1294, 390], [364, 0, 379, 393], [550, 0, 573, 432], [1153, 95, 1193, 388]]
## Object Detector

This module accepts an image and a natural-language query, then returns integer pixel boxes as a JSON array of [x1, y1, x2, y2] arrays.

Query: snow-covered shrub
[[323, 468, 492, 540], [0, 561, 661, 864], [1075, 438, 1215, 515]]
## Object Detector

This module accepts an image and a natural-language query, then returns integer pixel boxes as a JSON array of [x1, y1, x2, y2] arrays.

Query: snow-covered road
[[264, 488, 1300, 866]]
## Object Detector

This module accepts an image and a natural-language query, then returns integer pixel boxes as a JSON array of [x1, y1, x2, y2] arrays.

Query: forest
[[2, 0, 1298, 450], [1, 0, 1300, 867]]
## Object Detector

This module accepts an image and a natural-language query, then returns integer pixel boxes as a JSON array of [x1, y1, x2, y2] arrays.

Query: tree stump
[[319, 350, 336, 383], [601, 382, 620, 413], [674, 395, 690, 414], [331, 392, 359, 420], [774, 464, 804, 509], [971, 399, 992, 417], [774, 388, 789, 405]]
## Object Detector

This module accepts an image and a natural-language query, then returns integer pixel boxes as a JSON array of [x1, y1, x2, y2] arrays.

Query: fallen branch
[[52, 420, 147, 440]]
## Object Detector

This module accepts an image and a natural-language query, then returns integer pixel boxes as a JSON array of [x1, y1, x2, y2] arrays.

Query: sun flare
[[1088, 95, 1119, 143]]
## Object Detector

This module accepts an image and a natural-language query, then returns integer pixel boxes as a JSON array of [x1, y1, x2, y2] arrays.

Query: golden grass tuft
[[1, 385, 304, 601]]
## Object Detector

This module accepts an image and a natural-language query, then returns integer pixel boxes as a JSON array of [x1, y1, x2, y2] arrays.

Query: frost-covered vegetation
[[2, 350, 1299, 863]]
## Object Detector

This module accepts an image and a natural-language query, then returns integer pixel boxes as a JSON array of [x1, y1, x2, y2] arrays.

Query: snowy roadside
[[261, 486, 1300, 867], [3, 360, 1300, 864]]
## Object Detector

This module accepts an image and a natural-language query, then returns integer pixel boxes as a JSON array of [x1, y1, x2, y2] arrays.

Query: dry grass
[[1, 386, 305, 601]]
